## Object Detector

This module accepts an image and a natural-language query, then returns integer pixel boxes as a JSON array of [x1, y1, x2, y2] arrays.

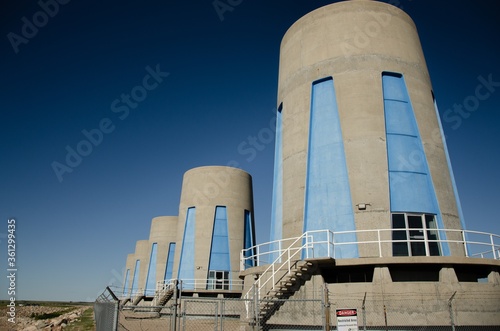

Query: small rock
[[36, 320, 49, 328]]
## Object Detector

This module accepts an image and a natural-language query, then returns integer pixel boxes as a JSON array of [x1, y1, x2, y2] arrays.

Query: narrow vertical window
[[131, 260, 140, 296], [270, 103, 283, 262], [164, 242, 176, 281], [178, 207, 196, 288], [207, 206, 231, 289], [122, 269, 130, 297], [145, 243, 158, 296], [382, 72, 449, 256], [432, 92, 467, 232], [304, 77, 357, 259], [244, 210, 255, 268]]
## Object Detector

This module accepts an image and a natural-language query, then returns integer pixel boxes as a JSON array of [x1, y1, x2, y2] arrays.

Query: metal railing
[[243, 231, 314, 303], [241, 228, 500, 269], [156, 278, 245, 292]]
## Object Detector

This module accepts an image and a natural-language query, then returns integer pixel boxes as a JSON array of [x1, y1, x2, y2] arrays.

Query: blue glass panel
[[389, 172, 438, 214], [131, 260, 140, 296], [144, 243, 158, 296], [383, 72, 449, 256], [178, 208, 196, 288], [304, 77, 358, 259], [387, 134, 427, 173], [270, 105, 283, 262], [208, 206, 231, 272], [164, 242, 176, 281], [244, 210, 255, 268], [382, 73, 406, 101], [122, 269, 130, 297], [384, 100, 418, 136]]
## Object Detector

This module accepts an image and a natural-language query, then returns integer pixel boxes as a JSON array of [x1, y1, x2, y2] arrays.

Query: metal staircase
[[244, 232, 318, 327], [151, 280, 176, 313], [258, 260, 316, 324]]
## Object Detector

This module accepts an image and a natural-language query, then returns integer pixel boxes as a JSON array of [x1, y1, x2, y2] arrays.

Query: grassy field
[[0, 301, 95, 331], [65, 307, 96, 331]]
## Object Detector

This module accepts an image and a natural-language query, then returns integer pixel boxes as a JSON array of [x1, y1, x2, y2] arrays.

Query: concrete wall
[[173, 166, 255, 288], [241, 258, 500, 327], [274, 0, 463, 255]]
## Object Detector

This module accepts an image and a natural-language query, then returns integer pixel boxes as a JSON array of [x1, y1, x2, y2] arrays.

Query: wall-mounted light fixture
[[356, 203, 371, 210]]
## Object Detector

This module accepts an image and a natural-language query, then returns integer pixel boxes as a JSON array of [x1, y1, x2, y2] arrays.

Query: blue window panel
[[382, 73, 407, 101], [131, 260, 140, 296], [389, 172, 438, 214], [208, 206, 231, 272], [164, 242, 176, 281], [122, 269, 130, 297], [244, 210, 255, 268], [178, 208, 196, 288], [144, 243, 158, 296], [384, 100, 418, 136], [383, 72, 449, 256], [387, 134, 427, 174], [304, 77, 358, 259], [270, 105, 283, 262]]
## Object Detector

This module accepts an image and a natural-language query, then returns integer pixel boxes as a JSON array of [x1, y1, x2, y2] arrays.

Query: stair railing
[[244, 231, 316, 302], [153, 279, 176, 305]]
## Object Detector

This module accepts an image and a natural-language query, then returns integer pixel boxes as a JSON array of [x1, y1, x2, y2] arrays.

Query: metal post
[[383, 305, 388, 331], [171, 279, 179, 331], [362, 292, 367, 331], [253, 284, 259, 329], [462, 230, 469, 257], [324, 284, 331, 331], [491, 234, 497, 260], [105, 287, 120, 331]]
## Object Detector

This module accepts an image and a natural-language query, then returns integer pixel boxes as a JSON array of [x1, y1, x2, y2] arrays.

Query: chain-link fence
[[326, 291, 500, 331], [96, 287, 500, 331], [94, 287, 119, 331]]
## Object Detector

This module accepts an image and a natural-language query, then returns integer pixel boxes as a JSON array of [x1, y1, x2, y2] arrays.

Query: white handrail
[[243, 232, 315, 301], [241, 228, 500, 269]]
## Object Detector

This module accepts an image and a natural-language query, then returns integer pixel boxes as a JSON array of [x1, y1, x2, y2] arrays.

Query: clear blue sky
[[1, 0, 499, 302]]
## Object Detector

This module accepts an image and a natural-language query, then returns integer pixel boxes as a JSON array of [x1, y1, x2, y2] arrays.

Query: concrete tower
[[129, 240, 150, 298], [145, 216, 178, 295], [270, 0, 465, 259], [247, 1, 500, 327], [173, 166, 255, 291]]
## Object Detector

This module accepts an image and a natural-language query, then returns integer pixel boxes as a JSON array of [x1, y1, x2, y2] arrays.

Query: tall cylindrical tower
[[144, 216, 178, 295], [271, 0, 464, 258], [122, 253, 135, 298], [173, 166, 255, 290], [132, 240, 150, 296]]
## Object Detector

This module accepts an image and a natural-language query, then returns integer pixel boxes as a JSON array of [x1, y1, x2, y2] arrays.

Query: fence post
[[323, 284, 331, 331], [171, 280, 179, 331], [253, 283, 259, 329], [362, 292, 367, 331]]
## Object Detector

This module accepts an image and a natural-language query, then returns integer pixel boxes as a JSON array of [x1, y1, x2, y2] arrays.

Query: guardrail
[[243, 231, 313, 302], [156, 278, 245, 292], [241, 228, 500, 270]]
